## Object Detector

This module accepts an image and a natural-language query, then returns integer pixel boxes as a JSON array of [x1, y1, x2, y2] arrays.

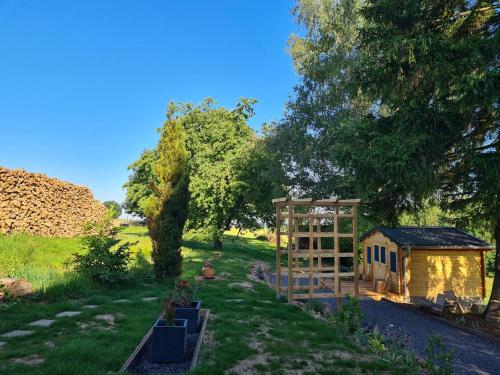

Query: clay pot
[[202, 267, 215, 279]]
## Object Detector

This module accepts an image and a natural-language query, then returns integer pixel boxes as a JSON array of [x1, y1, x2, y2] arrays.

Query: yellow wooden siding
[[406, 250, 483, 299], [362, 232, 400, 293]]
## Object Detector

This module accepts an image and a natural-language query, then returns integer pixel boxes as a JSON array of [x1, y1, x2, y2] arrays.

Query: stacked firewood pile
[[0, 166, 107, 237]]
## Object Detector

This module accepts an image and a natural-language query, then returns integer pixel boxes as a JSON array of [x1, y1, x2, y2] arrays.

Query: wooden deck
[[272, 272, 404, 302], [337, 280, 403, 301]]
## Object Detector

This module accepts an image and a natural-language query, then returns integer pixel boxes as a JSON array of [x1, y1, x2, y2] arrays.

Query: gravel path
[[324, 299, 500, 375], [269, 273, 500, 374]]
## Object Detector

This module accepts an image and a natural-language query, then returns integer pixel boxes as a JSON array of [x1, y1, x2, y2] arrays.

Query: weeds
[[329, 294, 363, 334], [424, 335, 454, 375]]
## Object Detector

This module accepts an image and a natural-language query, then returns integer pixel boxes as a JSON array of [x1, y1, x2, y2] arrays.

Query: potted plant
[[173, 280, 201, 333], [152, 296, 187, 363], [202, 260, 215, 279]]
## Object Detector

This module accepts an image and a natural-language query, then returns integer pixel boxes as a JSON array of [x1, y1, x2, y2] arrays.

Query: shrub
[[424, 335, 454, 375], [330, 295, 364, 334], [72, 233, 132, 286]]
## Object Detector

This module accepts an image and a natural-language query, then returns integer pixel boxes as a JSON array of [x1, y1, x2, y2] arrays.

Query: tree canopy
[[125, 98, 286, 249], [102, 200, 122, 219]]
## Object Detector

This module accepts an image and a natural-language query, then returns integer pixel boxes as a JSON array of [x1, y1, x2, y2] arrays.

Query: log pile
[[0, 166, 107, 237]]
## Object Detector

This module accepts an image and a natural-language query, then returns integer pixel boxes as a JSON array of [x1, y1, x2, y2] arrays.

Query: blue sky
[[0, 0, 298, 203]]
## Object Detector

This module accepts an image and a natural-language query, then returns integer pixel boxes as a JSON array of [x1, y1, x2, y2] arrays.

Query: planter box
[[174, 301, 201, 333], [120, 309, 209, 374], [151, 319, 187, 363]]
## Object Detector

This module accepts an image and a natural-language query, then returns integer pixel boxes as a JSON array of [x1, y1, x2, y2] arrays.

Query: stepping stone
[[29, 319, 55, 327], [1, 330, 33, 338], [0, 342, 6, 348], [55, 311, 81, 318], [142, 297, 158, 302], [113, 299, 130, 303], [82, 305, 98, 309], [225, 299, 244, 302], [95, 314, 115, 325], [44, 341, 56, 348], [11, 354, 45, 366]]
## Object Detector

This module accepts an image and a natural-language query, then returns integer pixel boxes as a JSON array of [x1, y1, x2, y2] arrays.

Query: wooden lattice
[[272, 198, 360, 301]]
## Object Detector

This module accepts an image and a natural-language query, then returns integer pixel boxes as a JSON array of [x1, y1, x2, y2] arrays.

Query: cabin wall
[[362, 232, 400, 293], [405, 250, 483, 300]]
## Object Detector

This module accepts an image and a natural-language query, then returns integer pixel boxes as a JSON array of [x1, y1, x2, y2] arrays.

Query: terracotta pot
[[202, 267, 215, 279]]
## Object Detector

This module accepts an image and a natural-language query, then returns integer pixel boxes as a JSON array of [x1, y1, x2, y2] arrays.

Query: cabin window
[[367, 247, 371, 264], [381, 247, 386, 264], [374, 245, 379, 262], [390, 251, 397, 272]]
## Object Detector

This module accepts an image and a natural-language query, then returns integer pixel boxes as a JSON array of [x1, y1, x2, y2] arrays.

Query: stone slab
[[82, 305, 98, 309], [113, 299, 131, 303], [1, 330, 34, 338], [142, 297, 158, 302], [29, 319, 55, 327], [0, 342, 6, 348], [55, 311, 81, 318]]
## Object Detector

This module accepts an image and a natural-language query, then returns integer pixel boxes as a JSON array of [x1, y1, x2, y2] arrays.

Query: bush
[[72, 233, 132, 286]]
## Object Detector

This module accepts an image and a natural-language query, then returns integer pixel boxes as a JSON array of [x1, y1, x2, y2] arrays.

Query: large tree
[[274, 0, 499, 314], [353, 0, 499, 317], [123, 149, 158, 218]]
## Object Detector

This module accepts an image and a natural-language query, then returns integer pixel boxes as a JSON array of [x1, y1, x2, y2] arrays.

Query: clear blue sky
[[0, 0, 298, 203]]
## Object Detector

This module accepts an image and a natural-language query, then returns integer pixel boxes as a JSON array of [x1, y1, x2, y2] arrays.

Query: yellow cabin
[[360, 227, 492, 303]]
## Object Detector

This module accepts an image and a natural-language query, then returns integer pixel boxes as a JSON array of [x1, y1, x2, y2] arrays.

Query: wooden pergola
[[272, 198, 361, 302]]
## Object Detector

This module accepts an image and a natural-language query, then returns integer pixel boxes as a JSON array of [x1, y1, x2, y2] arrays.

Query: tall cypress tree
[[145, 105, 190, 279]]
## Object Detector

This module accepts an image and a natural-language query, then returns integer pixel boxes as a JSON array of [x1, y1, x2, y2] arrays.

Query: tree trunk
[[214, 237, 223, 251], [485, 218, 500, 322]]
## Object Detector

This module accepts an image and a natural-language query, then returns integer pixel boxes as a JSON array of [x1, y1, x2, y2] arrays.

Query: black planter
[[174, 300, 201, 333], [151, 319, 187, 363]]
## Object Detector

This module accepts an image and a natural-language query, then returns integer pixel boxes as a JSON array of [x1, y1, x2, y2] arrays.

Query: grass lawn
[[0, 226, 396, 375]]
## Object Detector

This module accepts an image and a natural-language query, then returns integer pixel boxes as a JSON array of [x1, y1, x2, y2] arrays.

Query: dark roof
[[360, 226, 492, 249]]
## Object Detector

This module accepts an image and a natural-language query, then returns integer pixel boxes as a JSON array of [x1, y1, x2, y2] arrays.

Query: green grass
[[0, 226, 394, 375]]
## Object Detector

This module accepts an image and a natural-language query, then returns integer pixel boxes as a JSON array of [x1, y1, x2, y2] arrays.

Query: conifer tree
[[145, 105, 190, 279]]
